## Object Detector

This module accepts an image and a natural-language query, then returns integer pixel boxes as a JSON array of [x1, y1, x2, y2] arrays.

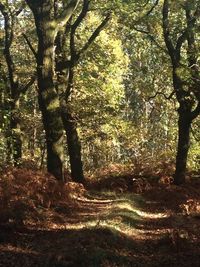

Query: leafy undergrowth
[[0, 167, 84, 226], [0, 167, 200, 266]]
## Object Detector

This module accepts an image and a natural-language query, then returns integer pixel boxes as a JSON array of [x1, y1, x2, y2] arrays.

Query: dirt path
[[1, 185, 200, 267]]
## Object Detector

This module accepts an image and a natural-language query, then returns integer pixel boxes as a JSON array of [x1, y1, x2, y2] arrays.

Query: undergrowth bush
[[0, 168, 84, 225]]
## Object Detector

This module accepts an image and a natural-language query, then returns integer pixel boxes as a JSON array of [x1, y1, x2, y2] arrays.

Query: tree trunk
[[55, 50, 85, 184], [174, 111, 191, 185], [62, 110, 85, 184], [10, 98, 22, 165], [38, 93, 64, 180], [0, 7, 23, 166], [32, 7, 65, 181]]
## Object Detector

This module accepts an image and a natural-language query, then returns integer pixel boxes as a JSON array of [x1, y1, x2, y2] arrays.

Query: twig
[[148, 90, 175, 101]]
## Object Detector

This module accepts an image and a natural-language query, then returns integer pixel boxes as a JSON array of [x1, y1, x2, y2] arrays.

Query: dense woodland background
[[0, 0, 199, 182], [0, 0, 200, 266]]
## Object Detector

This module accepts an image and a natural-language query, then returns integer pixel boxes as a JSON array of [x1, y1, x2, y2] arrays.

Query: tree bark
[[10, 98, 22, 165], [56, 66, 85, 183], [62, 109, 85, 184], [174, 109, 191, 185], [29, 3, 65, 181], [162, 0, 200, 185], [55, 25, 85, 184], [1, 3, 37, 165], [25, 0, 80, 181], [0, 6, 22, 165]]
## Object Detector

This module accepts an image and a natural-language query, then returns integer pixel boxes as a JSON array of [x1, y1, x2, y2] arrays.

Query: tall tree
[[0, 2, 35, 165], [162, 0, 200, 184], [25, 0, 80, 181], [55, 0, 110, 183]]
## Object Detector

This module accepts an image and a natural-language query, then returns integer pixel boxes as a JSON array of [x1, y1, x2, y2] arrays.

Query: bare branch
[[57, 12, 111, 71], [0, 3, 7, 16], [67, 0, 90, 65], [134, 0, 159, 24], [176, 31, 187, 54], [131, 25, 149, 34]]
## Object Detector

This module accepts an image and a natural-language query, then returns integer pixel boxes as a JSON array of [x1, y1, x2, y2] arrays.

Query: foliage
[[0, 1, 199, 175]]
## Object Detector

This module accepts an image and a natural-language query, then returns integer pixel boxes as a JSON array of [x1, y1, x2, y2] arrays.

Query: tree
[[0, 1, 35, 165], [55, 0, 111, 183], [119, 0, 200, 181], [25, 0, 80, 181], [162, 0, 200, 184]]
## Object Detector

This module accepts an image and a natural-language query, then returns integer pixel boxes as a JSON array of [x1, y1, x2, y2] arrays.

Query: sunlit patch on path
[[45, 192, 172, 243], [1, 181, 200, 267]]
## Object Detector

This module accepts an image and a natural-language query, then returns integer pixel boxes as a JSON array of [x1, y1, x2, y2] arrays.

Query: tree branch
[[131, 25, 168, 53], [77, 13, 111, 60], [162, 0, 176, 64], [0, 3, 8, 20], [131, 25, 149, 34], [22, 33, 37, 59], [72, 0, 90, 31], [148, 90, 175, 101], [145, 0, 159, 17], [175, 30, 188, 56], [56, 0, 81, 30], [134, 0, 159, 24], [57, 12, 111, 72], [14, 1, 26, 16], [191, 102, 200, 120]]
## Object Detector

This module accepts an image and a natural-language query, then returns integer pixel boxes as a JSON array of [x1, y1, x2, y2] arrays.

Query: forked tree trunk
[[174, 111, 191, 185], [26, 0, 80, 181]]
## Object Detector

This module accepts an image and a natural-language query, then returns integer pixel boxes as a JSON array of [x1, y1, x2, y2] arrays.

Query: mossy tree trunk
[[31, 4, 65, 180], [25, 0, 80, 180]]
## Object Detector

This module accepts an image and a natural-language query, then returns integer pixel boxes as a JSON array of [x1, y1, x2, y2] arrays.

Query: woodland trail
[[1, 182, 200, 267]]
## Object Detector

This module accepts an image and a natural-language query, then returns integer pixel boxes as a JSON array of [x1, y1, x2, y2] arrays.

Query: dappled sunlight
[[1, 0, 200, 266], [1, 169, 200, 266], [1, 189, 200, 267], [39, 192, 173, 243], [111, 202, 169, 219]]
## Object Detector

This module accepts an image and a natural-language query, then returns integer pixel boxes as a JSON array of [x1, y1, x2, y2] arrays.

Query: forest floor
[[0, 166, 200, 267]]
